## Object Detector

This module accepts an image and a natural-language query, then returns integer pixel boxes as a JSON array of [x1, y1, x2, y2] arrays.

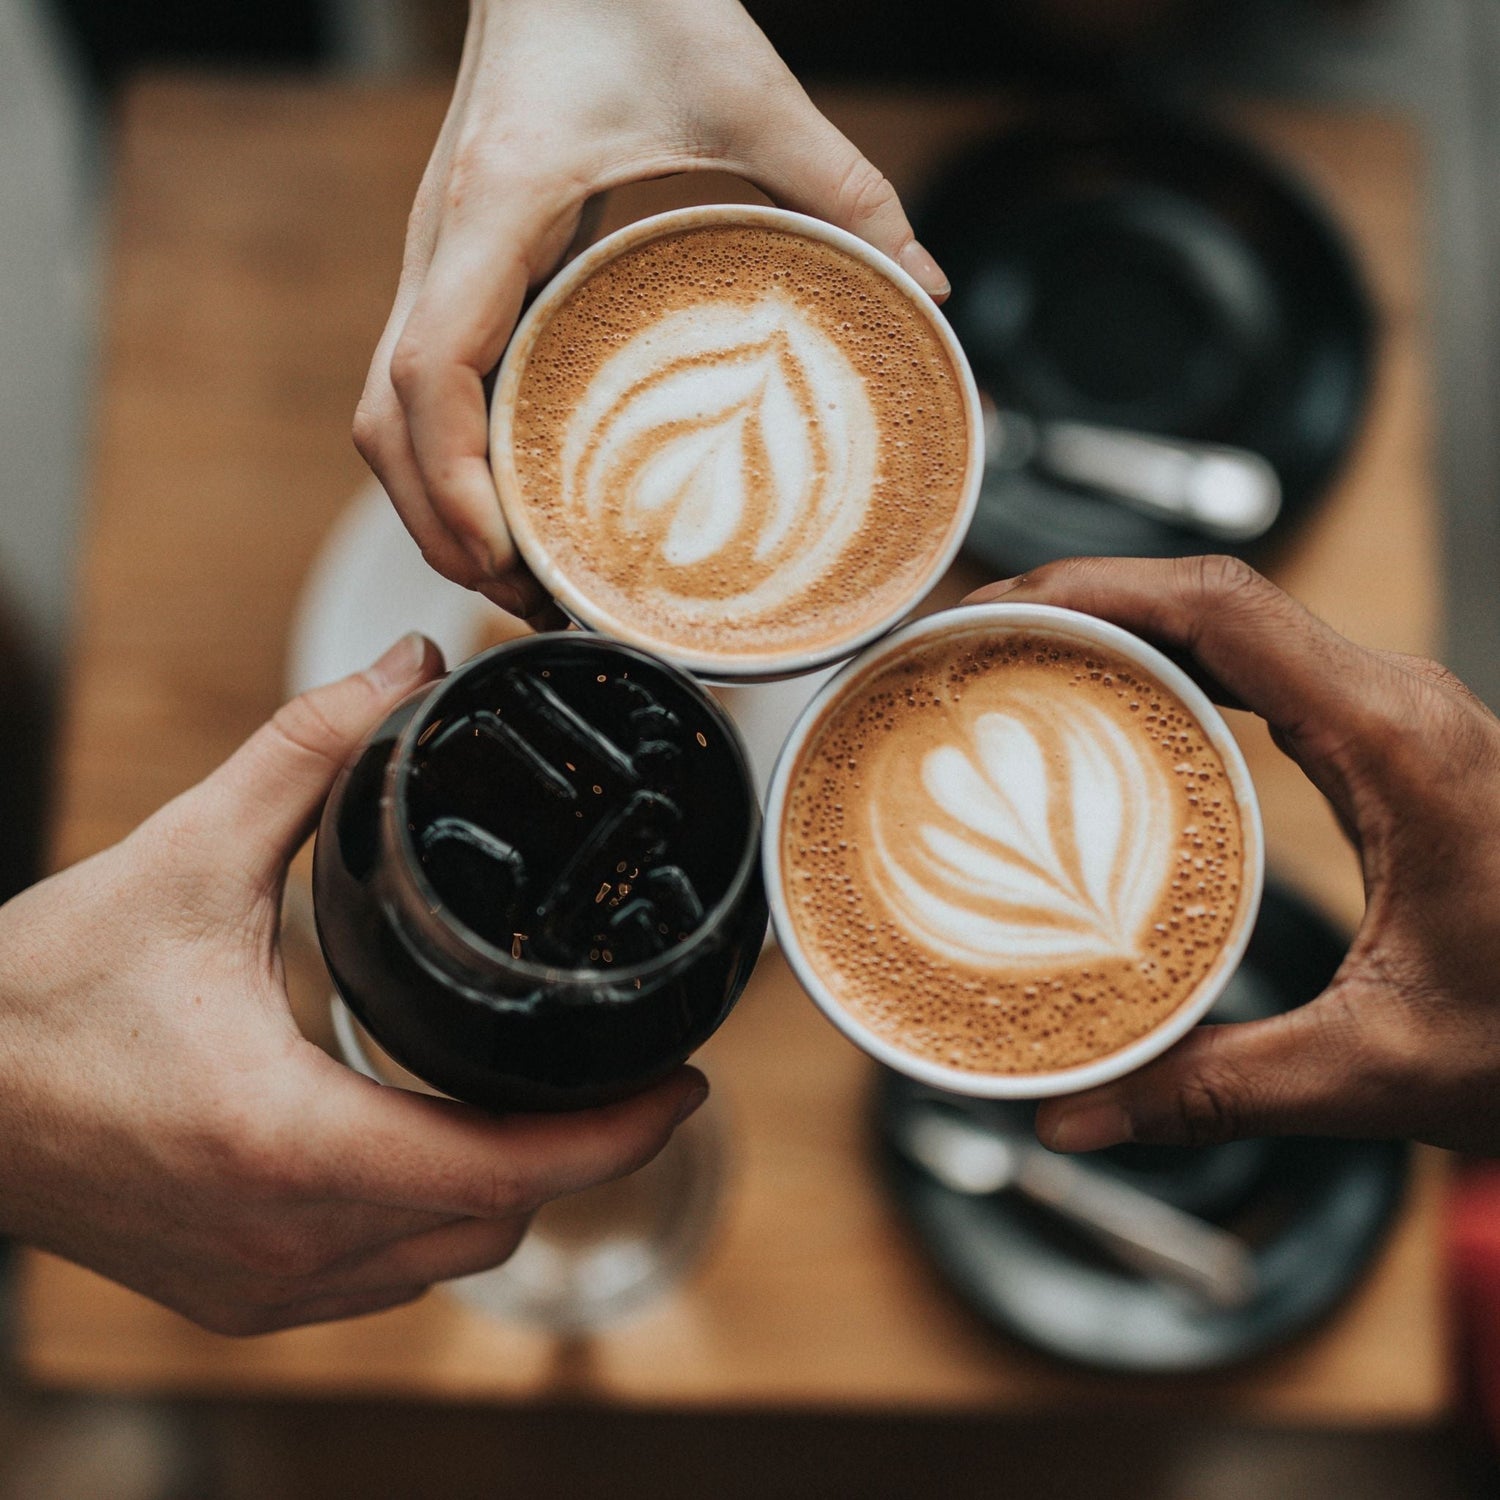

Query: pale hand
[[0, 634, 705, 1334], [354, 0, 947, 622]]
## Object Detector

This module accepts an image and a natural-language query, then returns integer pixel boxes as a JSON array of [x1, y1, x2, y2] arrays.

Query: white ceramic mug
[[489, 204, 985, 682], [763, 602, 1266, 1098]]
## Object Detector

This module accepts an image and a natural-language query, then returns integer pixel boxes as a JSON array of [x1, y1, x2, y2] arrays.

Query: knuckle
[[412, 483, 498, 570], [1354, 662, 1486, 801], [420, 441, 484, 502], [1169, 1068, 1244, 1146], [350, 399, 386, 465], [422, 466, 480, 523], [1185, 553, 1264, 609], [387, 331, 431, 404], [833, 153, 897, 231], [1370, 701, 1450, 786], [418, 539, 480, 589], [267, 691, 354, 775]]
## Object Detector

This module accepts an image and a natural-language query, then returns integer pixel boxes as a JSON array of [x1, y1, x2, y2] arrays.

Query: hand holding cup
[[966, 555, 1500, 1156], [0, 637, 705, 1333], [767, 599, 1263, 1099], [353, 0, 948, 622]]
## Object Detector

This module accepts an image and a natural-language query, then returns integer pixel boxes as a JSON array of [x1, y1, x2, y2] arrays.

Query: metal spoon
[[890, 1102, 1259, 1310], [985, 403, 1282, 544]]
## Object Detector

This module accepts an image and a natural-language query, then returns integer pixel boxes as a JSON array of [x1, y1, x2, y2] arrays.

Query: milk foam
[[781, 632, 1247, 1076], [559, 293, 878, 620], [505, 225, 973, 666], [872, 694, 1175, 966]]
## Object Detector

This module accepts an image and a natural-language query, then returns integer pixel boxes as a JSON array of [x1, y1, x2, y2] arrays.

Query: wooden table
[[20, 79, 1445, 1425]]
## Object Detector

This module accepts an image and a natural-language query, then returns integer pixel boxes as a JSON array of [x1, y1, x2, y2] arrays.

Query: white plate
[[286, 481, 486, 698], [287, 483, 835, 805]]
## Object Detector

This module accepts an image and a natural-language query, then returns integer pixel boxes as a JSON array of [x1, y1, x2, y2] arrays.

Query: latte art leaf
[[558, 294, 879, 620], [871, 698, 1176, 966]]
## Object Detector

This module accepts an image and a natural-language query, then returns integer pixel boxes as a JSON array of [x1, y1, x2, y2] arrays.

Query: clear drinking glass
[[310, 633, 765, 1326], [312, 632, 766, 1110], [330, 997, 726, 1330]]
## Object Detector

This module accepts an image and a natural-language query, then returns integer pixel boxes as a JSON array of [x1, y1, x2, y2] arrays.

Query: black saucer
[[876, 879, 1409, 1374], [915, 103, 1375, 572]]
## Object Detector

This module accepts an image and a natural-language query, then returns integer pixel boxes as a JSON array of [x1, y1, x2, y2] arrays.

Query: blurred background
[[1, 0, 1498, 1494]]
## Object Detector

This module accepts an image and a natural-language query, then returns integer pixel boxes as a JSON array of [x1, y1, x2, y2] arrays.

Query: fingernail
[[899, 240, 950, 300], [964, 575, 1025, 604], [1044, 1103, 1132, 1154], [368, 632, 431, 693], [672, 1080, 709, 1127]]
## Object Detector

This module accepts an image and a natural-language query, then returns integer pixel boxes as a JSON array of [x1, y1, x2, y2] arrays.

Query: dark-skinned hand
[[965, 554, 1500, 1155]]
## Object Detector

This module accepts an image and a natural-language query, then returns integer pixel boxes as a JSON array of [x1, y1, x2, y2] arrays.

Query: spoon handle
[[1036, 420, 1282, 543], [1014, 1145, 1259, 1309]]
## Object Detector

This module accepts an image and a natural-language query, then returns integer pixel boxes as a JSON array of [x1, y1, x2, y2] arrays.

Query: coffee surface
[[781, 629, 1247, 1074], [404, 640, 749, 970], [505, 224, 971, 666]]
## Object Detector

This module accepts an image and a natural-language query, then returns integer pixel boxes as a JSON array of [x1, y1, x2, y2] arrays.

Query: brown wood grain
[[20, 78, 1447, 1422]]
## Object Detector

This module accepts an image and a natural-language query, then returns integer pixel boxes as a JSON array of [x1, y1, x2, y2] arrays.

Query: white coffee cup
[[764, 603, 1266, 1098], [490, 204, 984, 682]]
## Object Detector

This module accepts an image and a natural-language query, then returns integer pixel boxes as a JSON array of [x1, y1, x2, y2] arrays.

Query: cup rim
[[762, 602, 1267, 1098], [381, 632, 763, 991], [489, 203, 985, 682]]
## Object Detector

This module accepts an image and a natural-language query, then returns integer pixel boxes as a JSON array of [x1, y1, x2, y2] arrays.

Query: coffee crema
[[780, 630, 1247, 1075], [500, 222, 973, 669]]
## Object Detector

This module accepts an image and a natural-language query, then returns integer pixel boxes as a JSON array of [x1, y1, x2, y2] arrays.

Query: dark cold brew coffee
[[313, 634, 766, 1111]]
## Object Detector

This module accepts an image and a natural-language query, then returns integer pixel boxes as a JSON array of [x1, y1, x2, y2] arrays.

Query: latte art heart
[[871, 698, 1175, 966], [559, 295, 878, 617]]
